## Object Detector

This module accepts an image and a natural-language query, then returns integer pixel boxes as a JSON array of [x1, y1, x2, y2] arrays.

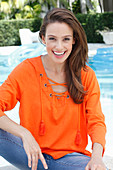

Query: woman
[[0, 8, 106, 170]]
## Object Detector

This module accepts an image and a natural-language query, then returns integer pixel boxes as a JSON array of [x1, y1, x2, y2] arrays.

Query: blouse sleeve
[[0, 61, 26, 117], [84, 67, 106, 154]]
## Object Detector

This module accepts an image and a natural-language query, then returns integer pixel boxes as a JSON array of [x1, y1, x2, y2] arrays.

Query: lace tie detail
[[39, 74, 68, 136]]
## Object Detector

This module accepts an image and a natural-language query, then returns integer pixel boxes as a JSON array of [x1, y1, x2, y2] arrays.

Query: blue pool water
[[0, 44, 113, 157], [89, 47, 113, 99], [0, 43, 46, 85]]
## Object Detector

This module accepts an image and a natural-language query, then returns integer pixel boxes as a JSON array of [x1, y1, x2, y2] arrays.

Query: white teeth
[[53, 51, 65, 55]]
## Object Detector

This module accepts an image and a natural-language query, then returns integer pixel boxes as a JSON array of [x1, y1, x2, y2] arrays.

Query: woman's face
[[42, 22, 75, 64]]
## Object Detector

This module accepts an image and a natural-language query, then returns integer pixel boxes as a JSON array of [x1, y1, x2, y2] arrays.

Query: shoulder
[[81, 65, 96, 79], [8, 56, 42, 83], [81, 65, 99, 91], [81, 65, 96, 82], [11, 56, 41, 75], [27, 56, 41, 67]]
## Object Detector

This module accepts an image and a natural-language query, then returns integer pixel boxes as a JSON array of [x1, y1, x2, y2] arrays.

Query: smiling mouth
[[53, 51, 66, 56]]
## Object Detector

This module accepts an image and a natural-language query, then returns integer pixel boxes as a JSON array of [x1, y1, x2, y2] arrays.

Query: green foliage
[[0, 0, 42, 20], [72, 0, 81, 14], [75, 12, 113, 43], [15, 4, 41, 19], [1, 12, 113, 46], [0, 0, 69, 20], [72, 0, 99, 14], [0, 18, 42, 46], [0, 12, 6, 20], [60, 0, 69, 8]]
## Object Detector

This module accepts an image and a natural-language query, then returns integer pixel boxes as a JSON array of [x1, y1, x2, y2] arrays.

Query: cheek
[[46, 42, 53, 49], [46, 43, 52, 51], [67, 43, 73, 50], [46, 43, 56, 53]]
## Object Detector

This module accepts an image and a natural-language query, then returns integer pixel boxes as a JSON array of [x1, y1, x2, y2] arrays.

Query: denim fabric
[[0, 129, 107, 170]]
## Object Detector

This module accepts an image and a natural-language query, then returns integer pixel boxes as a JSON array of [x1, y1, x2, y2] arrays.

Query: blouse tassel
[[39, 121, 45, 135], [75, 130, 82, 145]]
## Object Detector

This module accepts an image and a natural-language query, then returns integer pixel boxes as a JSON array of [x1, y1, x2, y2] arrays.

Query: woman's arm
[[83, 68, 107, 169], [0, 60, 48, 169], [85, 143, 106, 170], [0, 115, 48, 170]]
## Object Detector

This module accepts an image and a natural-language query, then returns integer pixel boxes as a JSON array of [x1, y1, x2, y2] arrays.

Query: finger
[[35, 153, 39, 170], [27, 153, 32, 168], [91, 164, 97, 170], [32, 154, 37, 170], [39, 152, 48, 169], [85, 164, 89, 170], [96, 165, 105, 170]]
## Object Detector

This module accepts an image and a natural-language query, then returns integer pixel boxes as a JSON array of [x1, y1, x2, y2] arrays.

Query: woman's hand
[[85, 143, 106, 170], [85, 156, 106, 170], [0, 116, 48, 170], [21, 130, 48, 170]]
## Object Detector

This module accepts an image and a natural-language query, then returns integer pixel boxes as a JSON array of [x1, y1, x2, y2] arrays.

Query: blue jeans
[[0, 129, 91, 169]]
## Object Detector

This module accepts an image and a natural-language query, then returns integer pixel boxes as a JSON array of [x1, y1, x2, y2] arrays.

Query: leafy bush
[[76, 12, 113, 43], [0, 12, 113, 46], [0, 18, 42, 46], [72, 0, 81, 14], [0, 1, 41, 20]]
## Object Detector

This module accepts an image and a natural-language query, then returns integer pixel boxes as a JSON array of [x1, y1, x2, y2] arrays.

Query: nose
[[56, 40, 63, 50]]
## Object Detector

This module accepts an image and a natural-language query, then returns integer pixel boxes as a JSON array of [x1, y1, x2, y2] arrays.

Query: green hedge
[[0, 12, 113, 46], [76, 12, 113, 43], [0, 18, 42, 46]]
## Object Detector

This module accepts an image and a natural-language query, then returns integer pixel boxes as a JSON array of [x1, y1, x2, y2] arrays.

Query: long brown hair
[[39, 8, 88, 104]]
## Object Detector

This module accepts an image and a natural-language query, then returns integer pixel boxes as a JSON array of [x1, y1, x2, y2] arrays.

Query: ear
[[72, 38, 75, 45], [41, 35, 46, 45]]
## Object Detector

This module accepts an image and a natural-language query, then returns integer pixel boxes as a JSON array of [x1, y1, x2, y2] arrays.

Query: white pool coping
[[0, 43, 113, 56], [0, 46, 19, 55]]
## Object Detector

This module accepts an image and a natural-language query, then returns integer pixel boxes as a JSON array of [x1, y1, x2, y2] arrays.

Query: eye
[[49, 37, 55, 40], [64, 37, 70, 41]]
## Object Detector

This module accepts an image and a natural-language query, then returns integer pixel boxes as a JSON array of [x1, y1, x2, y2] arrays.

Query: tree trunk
[[57, 0, 60, 7], [86, 0, 94, 10], [98, 0, 104, 12], [103, 0, 113, 12], [68, 0, 75, 11], [80, 0, 87, 13]]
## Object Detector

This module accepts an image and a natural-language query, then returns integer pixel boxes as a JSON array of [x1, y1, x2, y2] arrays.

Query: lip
[[53, 51, 65, 55], [52, 51, 66, 58]]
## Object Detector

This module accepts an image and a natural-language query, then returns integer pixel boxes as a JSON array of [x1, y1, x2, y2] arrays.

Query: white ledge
[[99, 31, 113, 45]]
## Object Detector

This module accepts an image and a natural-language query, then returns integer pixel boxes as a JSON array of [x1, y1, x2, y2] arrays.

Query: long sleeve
[[83, 67, 106, 153], [0, 61, 25, 117]]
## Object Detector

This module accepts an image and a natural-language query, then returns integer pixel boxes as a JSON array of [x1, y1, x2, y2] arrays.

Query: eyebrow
[[47, 35, 72, 38]]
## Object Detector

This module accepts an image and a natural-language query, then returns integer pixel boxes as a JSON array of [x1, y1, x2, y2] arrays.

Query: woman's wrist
[[91, 143, 103, 158], [18, 125, 31, 140]]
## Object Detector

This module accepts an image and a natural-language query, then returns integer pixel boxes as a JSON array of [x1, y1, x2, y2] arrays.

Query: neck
[[41, 55, 66, 74]]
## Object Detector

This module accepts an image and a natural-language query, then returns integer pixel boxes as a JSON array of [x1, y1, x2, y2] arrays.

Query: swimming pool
[[0, 43, 113, 158], [0, 43, 46, 85], [88, 47, 113, 157], [90, 47, 113, 98]]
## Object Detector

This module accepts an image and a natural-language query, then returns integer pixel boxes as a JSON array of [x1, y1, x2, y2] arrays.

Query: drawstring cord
[[47, 77, 67, 87], [47, 77, 68, 106], [39, 74, 46, 136], [75, 104, 82, 145], [39, 74, 68, 136]]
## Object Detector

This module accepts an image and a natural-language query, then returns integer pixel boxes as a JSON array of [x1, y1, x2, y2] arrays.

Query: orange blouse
[[0, 56, 106, 159]]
